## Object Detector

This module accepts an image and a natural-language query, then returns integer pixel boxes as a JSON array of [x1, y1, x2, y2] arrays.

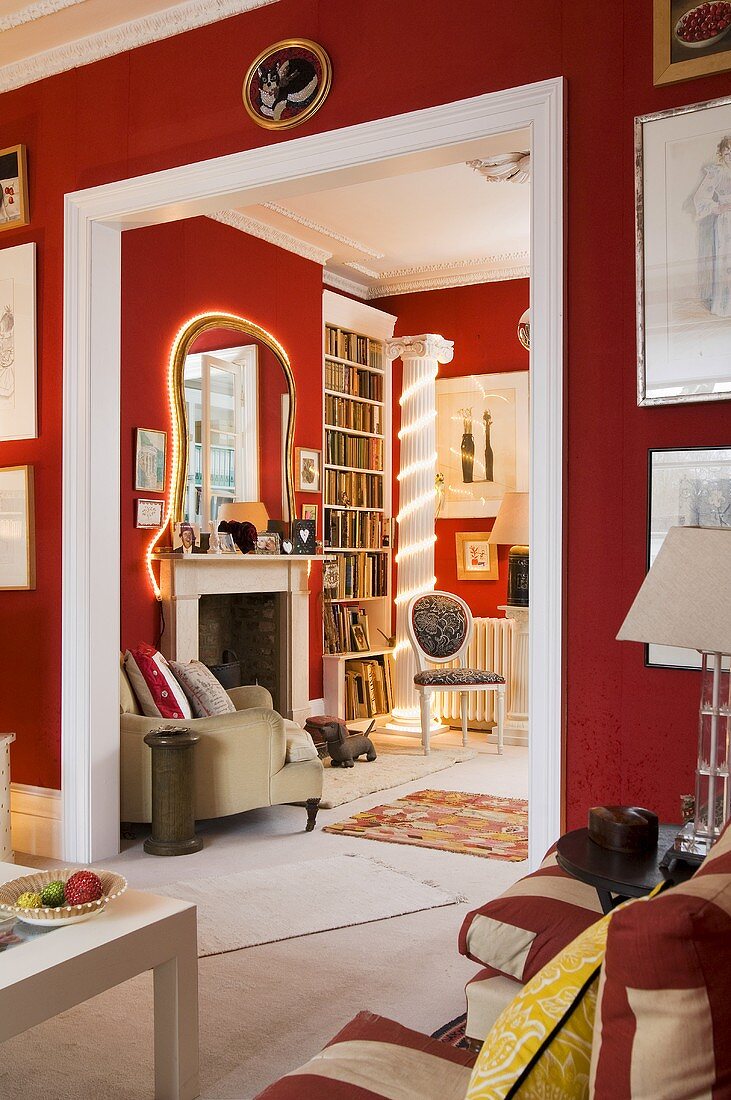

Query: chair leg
[[305, 798, 320, 832], [460, 692, 468, 747], [496, 688, 505, 755], [419, 690, 431, 755]]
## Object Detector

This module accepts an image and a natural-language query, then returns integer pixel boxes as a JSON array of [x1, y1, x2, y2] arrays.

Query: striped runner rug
[[324, 789, 528, 860]]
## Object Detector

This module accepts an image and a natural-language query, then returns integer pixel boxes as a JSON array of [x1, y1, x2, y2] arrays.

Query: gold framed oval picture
[[243, 39, 332, 130]]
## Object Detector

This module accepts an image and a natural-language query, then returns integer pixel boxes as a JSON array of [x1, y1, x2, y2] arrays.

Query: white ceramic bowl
[[0, 868, 127, 926], [674, 3, 731, 48]]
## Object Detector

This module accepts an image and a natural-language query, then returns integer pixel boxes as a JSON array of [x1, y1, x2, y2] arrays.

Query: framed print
[[301, 502, 318, 524], [636, 95, 731, 405], [135, 428, 167, 492], [351, 623, 369, 652], [242, 39, 332, 131], [256, 532, 281, 555], [654, 0, 731, 85], [436, 371, 529, 518], [455, 531, 499, 581], [0, 146, 29, 232], [0, 465, 35, 590], [292, 518, 316, 553], [647, 446, 731, 667], [296, 447, 321, 492], [135, 498, 165, 529], [173, 521, 199, 554], [0, 242, 36, 441]]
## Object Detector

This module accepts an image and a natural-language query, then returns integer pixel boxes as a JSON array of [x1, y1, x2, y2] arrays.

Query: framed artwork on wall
[[135, 428, 167, 493], [636, 94, 731, 405], [435, 371, 529, 519], [647, 446, 731, 668], [654, 0, 731, 85], [455, 531, 499, 581], [0, 145, 29, 232], [0, 242, 36, 441], [0, 465, 35, 590], [135, 498, 165, 529], [296, 447, 321, 492], [242, 39, 332, 131], [301, 502, 318, 524]]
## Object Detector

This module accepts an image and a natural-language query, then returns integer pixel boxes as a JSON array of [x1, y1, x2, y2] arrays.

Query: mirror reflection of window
[[183, 345, 259, 527]]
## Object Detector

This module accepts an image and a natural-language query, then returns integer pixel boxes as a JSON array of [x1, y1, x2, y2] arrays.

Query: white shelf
[[325, 463, 384, 476], [325, 505, 384, 513], [327, 547, 389, 553], [324, 389, 383, 408], [327, 595, 387, 603], [323, 647, 394, 660], [324, 424, 384, 440], [325, 353, 384, 375]]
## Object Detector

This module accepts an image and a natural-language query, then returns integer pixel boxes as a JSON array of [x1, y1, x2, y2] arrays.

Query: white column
[[386, 335, 454, 732], [498, 604, 529, 746]]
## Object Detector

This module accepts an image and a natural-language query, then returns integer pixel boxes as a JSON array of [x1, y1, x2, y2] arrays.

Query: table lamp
[[217, 501, 269, 531], [617, 525, 731, 862], [489, 492, 529, 607]]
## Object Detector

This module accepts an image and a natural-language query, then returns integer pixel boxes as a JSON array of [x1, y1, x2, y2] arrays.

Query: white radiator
[[434, 617, 513, 726]]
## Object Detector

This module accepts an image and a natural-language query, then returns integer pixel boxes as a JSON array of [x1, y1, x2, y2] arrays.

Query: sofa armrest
[[227, 684, 273, 711]]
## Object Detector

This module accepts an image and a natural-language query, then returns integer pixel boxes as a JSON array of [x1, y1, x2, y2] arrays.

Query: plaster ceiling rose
[[467, 152, 531, 183]]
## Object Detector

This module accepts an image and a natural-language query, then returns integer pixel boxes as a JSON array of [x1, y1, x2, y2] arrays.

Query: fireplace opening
[[198, 592, 281, 711]]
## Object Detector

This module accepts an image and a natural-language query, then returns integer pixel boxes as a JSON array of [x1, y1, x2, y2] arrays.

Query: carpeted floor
[[320, 745, 477, 808], [158, 854, 460, 956], [324, 789, 529, 860]]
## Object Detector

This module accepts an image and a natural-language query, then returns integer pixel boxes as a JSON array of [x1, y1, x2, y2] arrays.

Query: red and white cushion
[[459, 847, 603, 983], [168, 660, 236, 718], [590, 820, 731, 1098], [254, 1012, 475, 1099], [465, 965, 521, 1043], [124, 644, 191, 720]]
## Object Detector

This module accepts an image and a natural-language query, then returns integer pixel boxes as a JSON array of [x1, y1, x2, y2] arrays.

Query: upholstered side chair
[[407, 591, 506, 755]]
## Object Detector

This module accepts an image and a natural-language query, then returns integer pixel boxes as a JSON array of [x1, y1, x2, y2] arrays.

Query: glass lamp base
[[669, 822, 714, 866]]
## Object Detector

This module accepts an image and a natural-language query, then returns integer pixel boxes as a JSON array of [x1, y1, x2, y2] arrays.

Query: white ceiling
[[231, 129, 531, 298], [0, 0, 279, 93]]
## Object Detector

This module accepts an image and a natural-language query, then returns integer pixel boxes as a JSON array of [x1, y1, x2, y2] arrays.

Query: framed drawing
[[301, 502, 318, 524], [0, 242, 36, 441], [647, 446, 731, 667], [135, 498, 165, 529], [242, 39, 332, 131], [135, 428, 167, 492], [636, 95, 731, 405], [0, 146, 29, 232], [455, 532, 499, 581], [0, 465, 35, 590], [296, 447, 321, 493], [654, 0, 731, 85], [436, 371, 529, 519]]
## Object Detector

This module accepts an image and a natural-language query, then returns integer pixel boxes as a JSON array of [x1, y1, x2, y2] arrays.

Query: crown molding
[[0, 0, 280, 93], [324, 251, 530, 300], [0, 0, 82, 33], [322, 270, 370, 299], [262, 202, 384, 259], [382, 250, 529, 279], [370, 264, 530, 297], [343, 260, 381, 278], [208, 209, 331, 265]]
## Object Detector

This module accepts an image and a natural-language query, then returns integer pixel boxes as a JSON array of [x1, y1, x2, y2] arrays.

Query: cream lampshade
[[218, 501, 270, 531], [617, 525, 731, 861], [489, 492, 529, 607]]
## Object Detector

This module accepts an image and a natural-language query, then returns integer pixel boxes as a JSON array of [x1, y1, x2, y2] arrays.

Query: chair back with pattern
[[407, 591, 473, 672]]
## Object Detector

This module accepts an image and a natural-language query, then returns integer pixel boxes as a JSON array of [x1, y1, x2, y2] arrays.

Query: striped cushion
[[254, 1012, 475, 1099], [465, 966, 522, 1043], [590, 820, 731, 1099], [459, 848, 603, 982]]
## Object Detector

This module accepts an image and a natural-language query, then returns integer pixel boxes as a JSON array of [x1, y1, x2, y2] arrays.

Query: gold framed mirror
[[168, 312, 296, 531]]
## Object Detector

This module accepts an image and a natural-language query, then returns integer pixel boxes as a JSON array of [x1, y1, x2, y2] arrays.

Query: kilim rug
[[432, 1014, 470, 1050], [323, 789, 528, 860]]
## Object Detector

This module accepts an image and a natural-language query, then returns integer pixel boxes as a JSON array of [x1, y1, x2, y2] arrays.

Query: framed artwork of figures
[[636, 95, 731, 405], [647, 446, 731, 667], [654, 0, 731, 85], [435, 371, 529, 519], [0, 242, 36, 441]]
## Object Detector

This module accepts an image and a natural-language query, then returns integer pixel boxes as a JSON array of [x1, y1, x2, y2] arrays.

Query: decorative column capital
[[386, 334, 454, 365]]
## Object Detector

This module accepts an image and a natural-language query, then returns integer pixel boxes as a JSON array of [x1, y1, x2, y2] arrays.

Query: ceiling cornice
[[0, 0, 280, 94], [382, 250, 529, 280], [0, 0, 83, 33], [322, 270, 370, 300], [262, 202, 385, 259], [368, 264, 531, 298], [208, 209, 331, 266]]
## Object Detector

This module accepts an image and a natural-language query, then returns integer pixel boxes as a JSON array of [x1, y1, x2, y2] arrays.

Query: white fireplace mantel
[[155, 553, 321, 727]]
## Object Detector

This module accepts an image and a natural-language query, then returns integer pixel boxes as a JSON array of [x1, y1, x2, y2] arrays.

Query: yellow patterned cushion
[[466, 912, 610, 1099]]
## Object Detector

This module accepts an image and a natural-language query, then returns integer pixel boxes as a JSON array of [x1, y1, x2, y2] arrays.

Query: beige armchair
[[120, 668, 323, 830]]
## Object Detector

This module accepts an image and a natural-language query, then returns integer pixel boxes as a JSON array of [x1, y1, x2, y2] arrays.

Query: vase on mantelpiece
[[483, 410, 494, 482], [459, 407, 475, 483]]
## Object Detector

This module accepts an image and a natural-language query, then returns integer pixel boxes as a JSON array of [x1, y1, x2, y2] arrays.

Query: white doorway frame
[[62, 78, 564, 864]]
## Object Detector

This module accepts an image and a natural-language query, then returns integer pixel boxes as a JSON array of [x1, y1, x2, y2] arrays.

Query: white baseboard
[[10, 784, 63, 861]]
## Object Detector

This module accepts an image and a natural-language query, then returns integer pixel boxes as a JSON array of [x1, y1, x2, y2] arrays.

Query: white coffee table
[[0, 861, 199, 1099]]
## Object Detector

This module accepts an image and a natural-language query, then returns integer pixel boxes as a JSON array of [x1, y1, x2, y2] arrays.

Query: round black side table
[[555, 824, 693, 914]]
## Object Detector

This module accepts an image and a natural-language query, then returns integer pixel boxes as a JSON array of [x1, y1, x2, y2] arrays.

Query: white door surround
[[63, 79, 565, 865]]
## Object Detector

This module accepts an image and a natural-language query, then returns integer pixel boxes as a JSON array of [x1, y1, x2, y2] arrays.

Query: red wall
[[120, 217, 324, 696], [380, 280, 529, 619], [0, 0, 727, 827]]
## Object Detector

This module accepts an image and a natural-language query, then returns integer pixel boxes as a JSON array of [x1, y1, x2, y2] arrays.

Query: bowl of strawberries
[[0, 868, 127, 926], [675, 2, 731, 47]]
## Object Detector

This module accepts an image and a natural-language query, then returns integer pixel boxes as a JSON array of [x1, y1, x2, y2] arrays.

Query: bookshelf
[[322, 291, 396, 722]]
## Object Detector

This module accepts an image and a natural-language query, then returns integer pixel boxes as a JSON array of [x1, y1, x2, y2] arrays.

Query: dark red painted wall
[[120, 217, 324, 696], [0, 0, 727, 827], [379, 280, 529, 620]]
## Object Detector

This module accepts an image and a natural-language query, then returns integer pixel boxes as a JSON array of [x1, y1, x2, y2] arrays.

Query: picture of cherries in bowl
[[675, 2, 731, 47]]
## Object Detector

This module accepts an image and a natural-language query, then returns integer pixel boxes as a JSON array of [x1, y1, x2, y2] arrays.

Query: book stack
[[329, 553, 388, 601], [325, 430, 384, 471], [345, 655, 393, 720], [324, 394, 382, 435], [325, 469, 383, 509], [325, 361, 384, 401], [326, 509, 385, 549]]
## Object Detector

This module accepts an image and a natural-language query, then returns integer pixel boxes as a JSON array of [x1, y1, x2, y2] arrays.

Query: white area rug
[[320, 745, 477, 808], [159, 854, 460, 957]]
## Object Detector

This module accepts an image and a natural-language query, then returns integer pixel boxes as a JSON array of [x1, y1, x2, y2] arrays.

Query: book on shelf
[[324, 554, 388, 605], [325, 509, 385, 550], [325, 325, 383, 370], [325, 430, 383, 471], [343, 654, 393, 720], [325, 394, 382, 435], [324, 469, 383, 509], [324, 360, 384, 400]]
